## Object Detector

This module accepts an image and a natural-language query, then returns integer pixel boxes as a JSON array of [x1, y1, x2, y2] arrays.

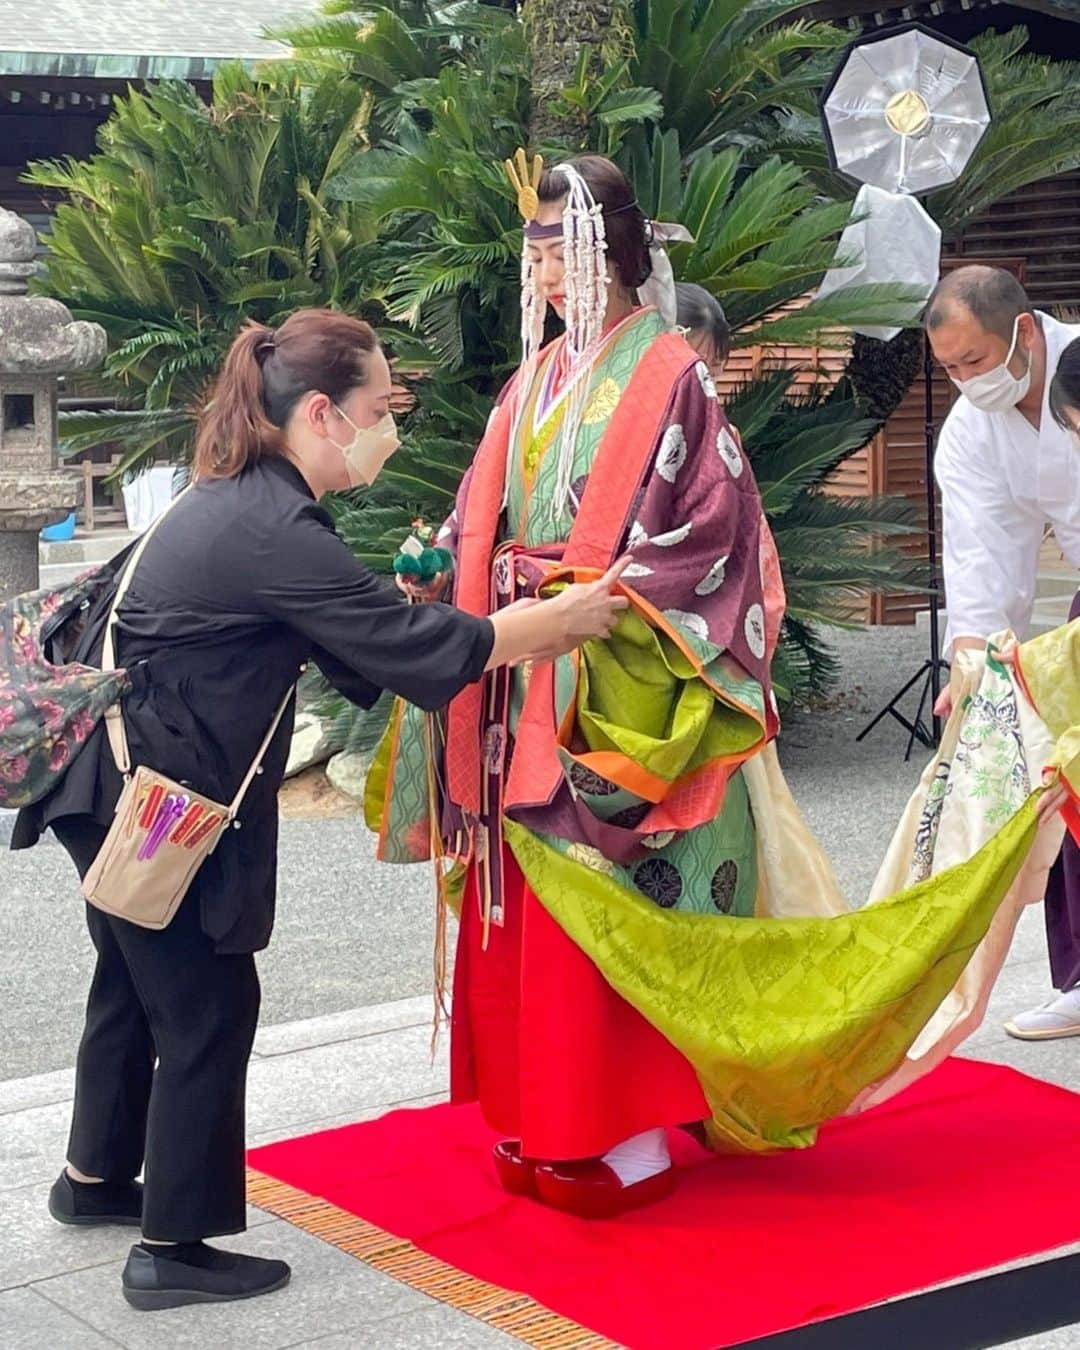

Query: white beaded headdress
[[503, 150, 692, 522]]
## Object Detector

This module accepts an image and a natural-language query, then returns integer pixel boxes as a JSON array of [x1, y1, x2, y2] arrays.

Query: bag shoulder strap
[[99, 484, 299, 810], [225, 685, 296, 820], [102, 487, 191, 776]]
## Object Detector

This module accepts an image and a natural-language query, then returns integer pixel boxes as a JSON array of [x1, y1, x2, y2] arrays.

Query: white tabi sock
[[601, 1127, 671, 1186]]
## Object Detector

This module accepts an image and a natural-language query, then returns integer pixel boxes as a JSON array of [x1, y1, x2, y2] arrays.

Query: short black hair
[[675, 283, 730, 360], [925, 265, 1032, 343], [1049, 335, 1080, 430]]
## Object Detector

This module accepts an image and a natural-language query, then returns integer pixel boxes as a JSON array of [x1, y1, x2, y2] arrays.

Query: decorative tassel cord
[[424, 708, 450, 1058]]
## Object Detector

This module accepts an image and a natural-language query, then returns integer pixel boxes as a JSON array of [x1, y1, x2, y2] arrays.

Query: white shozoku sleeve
[[935, 420, 1044, 653]]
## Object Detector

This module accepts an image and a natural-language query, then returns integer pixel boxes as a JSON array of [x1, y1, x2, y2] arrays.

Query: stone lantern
[[0, 206, 106, 601]]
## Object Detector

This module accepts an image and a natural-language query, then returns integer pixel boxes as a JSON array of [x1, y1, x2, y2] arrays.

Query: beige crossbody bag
[[81, 500, 295, 929]]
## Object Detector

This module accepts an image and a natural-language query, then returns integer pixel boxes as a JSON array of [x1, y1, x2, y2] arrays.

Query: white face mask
[[331, 407, 400, 487], [951, 317, 1032, 413]]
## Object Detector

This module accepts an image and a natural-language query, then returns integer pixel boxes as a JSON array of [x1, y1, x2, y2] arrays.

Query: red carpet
[[249, 1059, 1080, 1349]]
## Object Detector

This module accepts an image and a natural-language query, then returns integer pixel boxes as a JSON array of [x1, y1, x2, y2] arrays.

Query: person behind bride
[[926, 266, 1080, 1041]]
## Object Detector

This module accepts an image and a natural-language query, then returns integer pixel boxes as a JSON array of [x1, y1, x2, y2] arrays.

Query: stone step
[[39, 529, 135, 567], [1035, 568, 1080, 598]]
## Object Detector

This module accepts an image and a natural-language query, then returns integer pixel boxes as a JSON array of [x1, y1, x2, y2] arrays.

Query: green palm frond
[[596, 87, 664, 128], [302, 681, 395, 763], [632, 0, 847, 155], [749, 284, 927, 348], [770, 616, 840, 704], [58, 408, 195, 471], [28, 63, 382, 477], [773, 492, 920, 540]]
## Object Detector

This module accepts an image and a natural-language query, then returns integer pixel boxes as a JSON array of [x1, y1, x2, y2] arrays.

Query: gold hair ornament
[[504, 147, 543, 222]]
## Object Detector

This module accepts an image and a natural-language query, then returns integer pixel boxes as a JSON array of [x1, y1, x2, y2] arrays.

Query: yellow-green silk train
[[371, 623, 1077, 1155]]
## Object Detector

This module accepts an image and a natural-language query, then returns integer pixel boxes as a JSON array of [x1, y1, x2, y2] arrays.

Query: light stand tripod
[[856, 331, 950, 760], [818, 23, 991, 762]]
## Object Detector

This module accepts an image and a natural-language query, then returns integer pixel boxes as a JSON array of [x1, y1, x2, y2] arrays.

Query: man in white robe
[[928, 264, 1080, 1039]]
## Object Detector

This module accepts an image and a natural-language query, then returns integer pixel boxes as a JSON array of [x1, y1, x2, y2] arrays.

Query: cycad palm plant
[[927, 29, 1080, 234], [26, 62, 374, 476], [299, 3, 927, 699], [302, 10, 533, 564], [629, 0, 846, 157]]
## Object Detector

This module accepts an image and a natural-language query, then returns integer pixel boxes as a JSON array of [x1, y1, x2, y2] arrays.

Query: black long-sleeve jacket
[[13, 456, 493, 952]]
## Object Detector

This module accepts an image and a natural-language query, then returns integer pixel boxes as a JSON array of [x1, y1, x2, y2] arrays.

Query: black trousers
[[54, 817, 261, 1243]]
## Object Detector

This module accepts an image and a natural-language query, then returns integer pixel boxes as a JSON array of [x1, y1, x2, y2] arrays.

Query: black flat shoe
[[121, 1243, 292, 1311], [48, 1171, 143, 1228]]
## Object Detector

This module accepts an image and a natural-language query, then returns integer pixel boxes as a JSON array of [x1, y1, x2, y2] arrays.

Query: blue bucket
[[41, 512, 77, 543]]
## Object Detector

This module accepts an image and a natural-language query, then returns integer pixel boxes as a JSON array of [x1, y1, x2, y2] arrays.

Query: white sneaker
[[1004, 988, 1080, 1041]]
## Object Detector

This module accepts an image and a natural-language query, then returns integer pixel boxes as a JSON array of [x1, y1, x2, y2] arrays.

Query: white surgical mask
[[331, 407, 400, 487], [951, 317, 1032, 413]]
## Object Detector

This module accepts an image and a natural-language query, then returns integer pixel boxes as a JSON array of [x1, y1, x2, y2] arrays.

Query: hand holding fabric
[[933, 686, 953, 719], [533, 557, 633, 660], [485, 557, 632, 670]]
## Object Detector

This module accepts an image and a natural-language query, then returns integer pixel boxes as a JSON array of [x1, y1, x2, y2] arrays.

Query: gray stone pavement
[[0, 820, 440, 1080], [1, 950, 1077, 1349], [2, 623, 1078, 1346]]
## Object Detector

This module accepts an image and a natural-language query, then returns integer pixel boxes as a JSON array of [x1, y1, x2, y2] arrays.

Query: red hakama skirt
[[451, 851, 708, 1160]]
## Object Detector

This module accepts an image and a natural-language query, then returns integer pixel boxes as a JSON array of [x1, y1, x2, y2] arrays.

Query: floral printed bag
[[0, 562, 132, 809]]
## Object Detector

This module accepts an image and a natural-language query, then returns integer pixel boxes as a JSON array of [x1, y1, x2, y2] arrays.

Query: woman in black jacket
[[14, 307, 627, 1310]]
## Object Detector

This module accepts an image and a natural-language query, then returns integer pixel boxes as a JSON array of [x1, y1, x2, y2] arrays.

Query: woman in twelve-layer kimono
[[367, 152, 1062, 1219]]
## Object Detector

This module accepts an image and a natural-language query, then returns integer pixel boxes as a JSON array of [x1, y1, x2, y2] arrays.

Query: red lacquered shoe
[[534, 1158, 677, 1220], [679, 1120, 709, 1148], [493, 1140, 537, 1197]]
